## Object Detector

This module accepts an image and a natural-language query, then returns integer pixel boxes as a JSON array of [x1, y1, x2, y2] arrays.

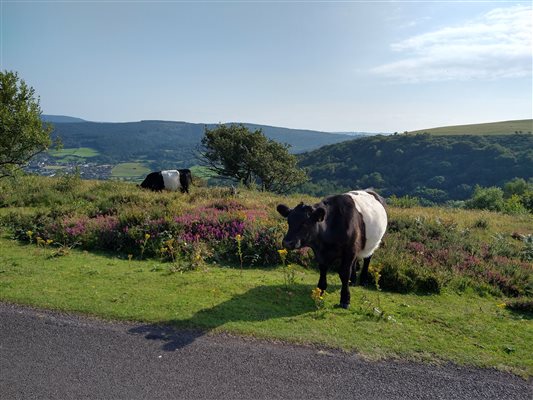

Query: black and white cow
[[277, 189, 387, 309], [140, 169, 193, 194]]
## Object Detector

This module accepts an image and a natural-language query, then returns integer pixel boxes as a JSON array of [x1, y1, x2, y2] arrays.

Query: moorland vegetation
[[1, 175, 531, 302]]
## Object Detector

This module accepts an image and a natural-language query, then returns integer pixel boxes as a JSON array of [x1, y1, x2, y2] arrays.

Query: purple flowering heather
[[173, 207, 252, 242]]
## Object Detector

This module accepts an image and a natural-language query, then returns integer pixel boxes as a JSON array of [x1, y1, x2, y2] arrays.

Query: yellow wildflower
[[278, 249, 288, 257], [144, 233, 151, 240], [311, 287, 325, 309], [311, 287, 323, 301], [497, 303, 506, 309]]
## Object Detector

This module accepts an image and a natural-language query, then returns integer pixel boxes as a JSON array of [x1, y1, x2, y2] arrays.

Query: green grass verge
[[407, 119, 533, 136], [0, 236, 531, 377]]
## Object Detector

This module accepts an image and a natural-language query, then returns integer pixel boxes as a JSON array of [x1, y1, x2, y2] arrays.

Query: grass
[[189, 165, 219, 180], [0, 235, 531, 377], [110, 162, 151, 181], [407, 119, 533, 136], [49, 147, 100, 160]]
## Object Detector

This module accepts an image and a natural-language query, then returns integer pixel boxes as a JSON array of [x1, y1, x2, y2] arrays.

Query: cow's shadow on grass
[[128, 284, 323, 351]]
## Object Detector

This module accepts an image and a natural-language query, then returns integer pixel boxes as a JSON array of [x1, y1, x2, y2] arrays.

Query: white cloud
[[371, 5, 532, 83]]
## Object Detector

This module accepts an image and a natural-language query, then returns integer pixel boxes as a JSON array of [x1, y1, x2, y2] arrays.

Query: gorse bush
[[1, 175, 531, 299]]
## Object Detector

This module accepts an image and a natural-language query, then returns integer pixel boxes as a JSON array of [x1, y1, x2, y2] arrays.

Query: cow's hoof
[[339, 302, 350, 309]]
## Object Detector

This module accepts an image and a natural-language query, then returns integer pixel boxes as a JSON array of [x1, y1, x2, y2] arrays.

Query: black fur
[[140, 171, 164, 191]]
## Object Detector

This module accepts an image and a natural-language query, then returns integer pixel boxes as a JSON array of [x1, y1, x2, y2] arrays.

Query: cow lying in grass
[[277, 189, 387, 309], [140, 169, 192, 194]]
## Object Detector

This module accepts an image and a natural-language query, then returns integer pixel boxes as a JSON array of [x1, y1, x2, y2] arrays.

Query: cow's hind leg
[[360, 256, 372, 286]]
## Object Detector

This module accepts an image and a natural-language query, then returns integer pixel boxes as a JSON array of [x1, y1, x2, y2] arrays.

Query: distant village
[[25, 155, 114, 181]]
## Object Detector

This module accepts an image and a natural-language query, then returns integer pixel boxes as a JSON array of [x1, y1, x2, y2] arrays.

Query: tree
[[1, 70, 53, 178], [503, 178, 530, 198], [199, 124, 308, 193], [465, 186, 505, 212]]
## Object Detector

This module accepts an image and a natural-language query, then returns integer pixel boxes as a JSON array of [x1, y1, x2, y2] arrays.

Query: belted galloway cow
[[140, 169, 192, 194], [277, 189, 387, 309]]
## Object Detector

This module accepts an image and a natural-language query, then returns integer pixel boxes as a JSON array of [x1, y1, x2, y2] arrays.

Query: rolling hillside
[[45, 118, 355, 153], [407, 119, 532, 136], [41, 115, 87, 123], [41, 118, 358, 172], [297, 133, 533, 202]]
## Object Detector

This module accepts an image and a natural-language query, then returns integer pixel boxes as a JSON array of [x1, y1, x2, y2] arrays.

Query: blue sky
[[2, 1, 532, 132]]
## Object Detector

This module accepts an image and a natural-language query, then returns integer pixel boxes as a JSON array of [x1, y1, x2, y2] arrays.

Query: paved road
[[0, 303, 531, 400]]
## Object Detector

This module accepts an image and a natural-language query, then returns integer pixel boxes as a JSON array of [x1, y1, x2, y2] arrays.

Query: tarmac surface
[[1, 302, 531, 399]]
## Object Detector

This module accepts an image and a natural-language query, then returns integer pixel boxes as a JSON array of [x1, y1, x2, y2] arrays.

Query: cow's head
[[277, 202, 325, 250]]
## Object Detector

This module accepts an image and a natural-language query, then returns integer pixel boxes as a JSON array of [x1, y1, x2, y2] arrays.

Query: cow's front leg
[[317, 264, 328, 295], [339, 251, 356, 308]]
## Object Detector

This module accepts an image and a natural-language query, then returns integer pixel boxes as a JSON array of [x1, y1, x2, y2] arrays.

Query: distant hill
[[407, 119, 532, 136], [44, 119, 356, 170], [297, 133, 533, 202], [237, 123, 366, 152], [42, 115, 87, 123]]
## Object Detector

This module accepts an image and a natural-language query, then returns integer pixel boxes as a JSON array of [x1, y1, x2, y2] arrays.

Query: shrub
[[472, 218, 489, 229], [521, 235, 533, 262], [378, 258, 442, 294], [387, 195, 420, 208], [54, 170, 82, 193], [503, 195, 528, 215], [505, 298, 533, 314], [465, 186, 505, 212]]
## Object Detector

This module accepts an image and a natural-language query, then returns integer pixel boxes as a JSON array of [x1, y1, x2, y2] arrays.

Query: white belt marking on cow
[[161, 170, 181, 191], [345, 190, 387, 259]]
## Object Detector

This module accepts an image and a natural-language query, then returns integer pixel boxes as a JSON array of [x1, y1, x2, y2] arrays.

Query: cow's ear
[[311, 207, 326, 222], [277, 204, 291, 218]]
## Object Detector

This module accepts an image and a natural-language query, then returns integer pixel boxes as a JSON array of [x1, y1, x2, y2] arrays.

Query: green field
[[111, 162, 151, 181], [407, 119, 532, 136], [49, 147, 100, 161]]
